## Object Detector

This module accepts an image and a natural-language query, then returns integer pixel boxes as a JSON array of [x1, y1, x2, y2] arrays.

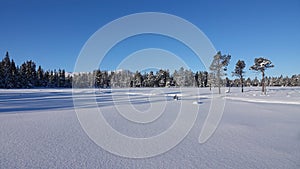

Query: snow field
[[0, 87, 299, 168]]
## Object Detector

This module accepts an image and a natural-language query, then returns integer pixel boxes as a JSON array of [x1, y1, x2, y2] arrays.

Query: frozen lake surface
[[1, 87, 300, 168]]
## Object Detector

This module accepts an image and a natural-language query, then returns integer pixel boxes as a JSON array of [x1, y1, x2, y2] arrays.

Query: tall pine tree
[[250, 57, 274, 94], [232, 60, 246, 92]]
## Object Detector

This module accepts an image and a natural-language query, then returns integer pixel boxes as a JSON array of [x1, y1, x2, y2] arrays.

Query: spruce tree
[[53, 70, 59, 87], [24, 60, 37, 88], [43, 71, 50, 87], [48, 71, 54, 87], [37, 66, 44, 87], [58, 69, 66, 87], [11, 59, 17, 88], [20, 62, 28, 88], [3, 52, 13, 88]]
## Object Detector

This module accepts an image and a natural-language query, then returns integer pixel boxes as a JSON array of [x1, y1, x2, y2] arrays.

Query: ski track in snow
[[0, 87, 300, 169]]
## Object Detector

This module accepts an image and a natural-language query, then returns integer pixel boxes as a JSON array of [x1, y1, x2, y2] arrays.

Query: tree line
[[0, 52, 72, 88], [1, 51, 300, 90]]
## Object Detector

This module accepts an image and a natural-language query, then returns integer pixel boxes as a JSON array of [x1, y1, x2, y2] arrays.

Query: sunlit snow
[[1, 87, 299, 168]]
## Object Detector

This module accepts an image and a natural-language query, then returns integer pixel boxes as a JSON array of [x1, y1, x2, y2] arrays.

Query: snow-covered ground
[[1, 87, 299, 168]]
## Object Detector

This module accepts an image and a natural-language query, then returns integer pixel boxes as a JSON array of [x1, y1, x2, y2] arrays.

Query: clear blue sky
[[1, 0, 299, 79]]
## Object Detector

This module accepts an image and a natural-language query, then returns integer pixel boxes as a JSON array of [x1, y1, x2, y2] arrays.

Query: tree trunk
[[218, 77, 221, 94], [218, 81, 221, 94], [242, 84, 244, 93], [217, 58, 221, 94], [241, 75, 244, 93], [261, 70, 265, 94], [217, 69, 221, 94]]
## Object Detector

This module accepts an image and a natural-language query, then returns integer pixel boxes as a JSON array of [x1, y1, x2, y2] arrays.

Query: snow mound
[[192, 101, 202, 105]]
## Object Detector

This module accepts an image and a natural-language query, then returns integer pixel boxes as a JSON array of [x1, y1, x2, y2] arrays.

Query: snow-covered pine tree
[[72, 73, 79, 88], [290, 75, 298, 86], [147, 71, 155, 87], [88, 72, 94, 88], [155, 69, 169, 87], [173, 67, 185, 87], [194, 72, 199, 87], [65, 74, 72, 88], [203, 71, 208, 87], [102, 71, 109, 88], [209, 51, 231, 94], [250, 57, 274, 94], [133, 71, 143, 87], [283, 76, 291, 86], [94, 69, 101, 88], [196, 71, 205, 87], [188, 69, 195, 86]]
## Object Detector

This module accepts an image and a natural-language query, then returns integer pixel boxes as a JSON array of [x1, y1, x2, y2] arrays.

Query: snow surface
[[0, 87, 300, 168]]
